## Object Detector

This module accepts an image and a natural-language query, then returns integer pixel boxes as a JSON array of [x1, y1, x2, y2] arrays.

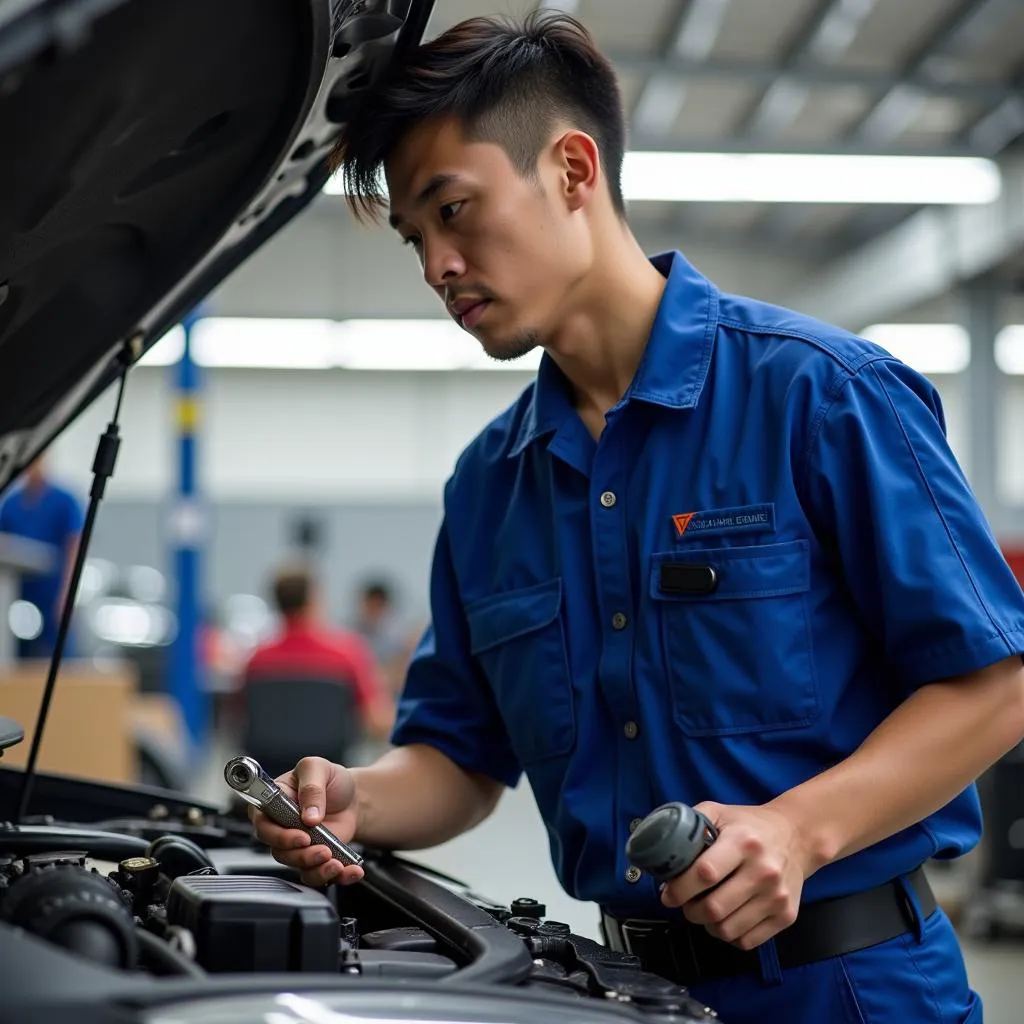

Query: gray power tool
[[625, 802, 718, 883]]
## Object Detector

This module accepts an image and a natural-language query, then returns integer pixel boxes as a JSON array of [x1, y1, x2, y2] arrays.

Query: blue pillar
[[167, 308, 208, 749]]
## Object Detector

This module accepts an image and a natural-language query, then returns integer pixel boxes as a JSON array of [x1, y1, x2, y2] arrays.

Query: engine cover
[[166, 874, 339, 973]]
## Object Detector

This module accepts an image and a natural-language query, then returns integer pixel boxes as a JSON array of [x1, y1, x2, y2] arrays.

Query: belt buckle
[[620, 918, 701, 986]]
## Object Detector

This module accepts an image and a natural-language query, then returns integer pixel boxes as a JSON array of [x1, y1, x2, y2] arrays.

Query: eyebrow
[[388, 173, 461, 229]]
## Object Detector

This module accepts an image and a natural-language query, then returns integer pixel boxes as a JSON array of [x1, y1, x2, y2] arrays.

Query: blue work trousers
[[689, 878, 982, 1024]]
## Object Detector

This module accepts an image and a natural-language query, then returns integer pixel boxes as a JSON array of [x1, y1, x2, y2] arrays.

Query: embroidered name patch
[[673, 503, 775, 539]]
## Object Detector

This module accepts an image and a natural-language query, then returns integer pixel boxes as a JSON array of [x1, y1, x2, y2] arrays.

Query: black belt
[[601, 866, 936, 987]]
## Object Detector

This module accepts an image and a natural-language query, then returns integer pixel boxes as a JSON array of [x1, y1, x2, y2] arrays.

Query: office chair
[[241, 676, 363, 783]]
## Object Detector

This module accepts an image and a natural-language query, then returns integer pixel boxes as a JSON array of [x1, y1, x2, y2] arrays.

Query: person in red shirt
[[241, 564, 394, 741]]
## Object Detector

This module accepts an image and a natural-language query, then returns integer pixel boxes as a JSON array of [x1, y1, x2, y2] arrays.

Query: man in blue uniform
[[252, 12, 1024, 1022], [0, 456, 84, 659]]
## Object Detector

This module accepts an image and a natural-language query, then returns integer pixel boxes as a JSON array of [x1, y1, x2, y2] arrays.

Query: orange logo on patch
[[672, 513, 695, 537]]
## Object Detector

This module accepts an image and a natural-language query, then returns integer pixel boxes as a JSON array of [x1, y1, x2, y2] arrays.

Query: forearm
[[350, 742, 503, 850], [771, 655, 1024, 873]]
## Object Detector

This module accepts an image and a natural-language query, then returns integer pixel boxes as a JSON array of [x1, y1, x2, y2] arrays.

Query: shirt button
[[612, 612, 628, 630], [600, 490, 617, 508], [624, 721, 639, 740], [629, 817, 643, 833], [625, 866, 642, 883]]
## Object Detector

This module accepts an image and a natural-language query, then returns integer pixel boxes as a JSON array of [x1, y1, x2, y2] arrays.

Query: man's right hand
[[248, 756, 364, 888]]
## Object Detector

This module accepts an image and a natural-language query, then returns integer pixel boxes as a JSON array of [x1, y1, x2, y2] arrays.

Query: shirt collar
[[510, 249, 718, 458]]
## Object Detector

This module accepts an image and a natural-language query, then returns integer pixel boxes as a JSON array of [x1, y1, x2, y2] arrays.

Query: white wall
[[47, 366, 537, 502], [45, 363, 1018, 507], [208, 197, 820, 321]]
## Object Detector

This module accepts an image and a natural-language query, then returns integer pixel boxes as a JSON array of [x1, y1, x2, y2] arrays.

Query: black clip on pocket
[[658, 563, 719, 596]]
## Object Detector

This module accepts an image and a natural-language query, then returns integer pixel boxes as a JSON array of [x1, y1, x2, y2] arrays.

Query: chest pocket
[[650, 540, 819, 737], [465, 578, 576, 766]]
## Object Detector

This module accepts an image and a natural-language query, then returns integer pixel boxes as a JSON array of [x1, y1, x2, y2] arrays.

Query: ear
[[554, 130, 601, 212]]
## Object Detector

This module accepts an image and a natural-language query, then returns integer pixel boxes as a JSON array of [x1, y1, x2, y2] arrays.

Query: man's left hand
[[659, 801, 812, 951]]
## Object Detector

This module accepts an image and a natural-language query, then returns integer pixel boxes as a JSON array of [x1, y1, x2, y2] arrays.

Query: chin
[[479, 328, 542, 365]]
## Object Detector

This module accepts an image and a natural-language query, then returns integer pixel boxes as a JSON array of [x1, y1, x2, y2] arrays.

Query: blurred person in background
[[240, 564, 394, 742], [0, 454, 84, 660], [352, 577, 417, 696]]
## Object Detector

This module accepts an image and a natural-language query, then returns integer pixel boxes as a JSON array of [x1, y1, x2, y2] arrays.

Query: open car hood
[[0, 0, 434, 497]]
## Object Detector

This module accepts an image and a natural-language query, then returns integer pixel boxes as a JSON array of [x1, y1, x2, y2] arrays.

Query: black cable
[[135, 927, 206, 979], [16, 364, 130, 823]]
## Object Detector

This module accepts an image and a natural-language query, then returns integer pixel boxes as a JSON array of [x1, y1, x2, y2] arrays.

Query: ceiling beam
[[967, 95, 1024, 155], [631, 0, 731, 138], [787, 157, 1024, 330], [733, 1, 882, 248], [609, 51, 1016, 105], [739, 0, 879, 140], [624, 133, 979, 156], [846, 0, 1021, 146]]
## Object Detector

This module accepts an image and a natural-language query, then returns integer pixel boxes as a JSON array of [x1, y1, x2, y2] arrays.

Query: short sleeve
[[390, 516, 522, 789], [802, 357, 1024, 688]]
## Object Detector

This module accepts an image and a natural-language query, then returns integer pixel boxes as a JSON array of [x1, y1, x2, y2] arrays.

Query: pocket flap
[[466, 578, 563, 654], [650, 540, 810, 602]]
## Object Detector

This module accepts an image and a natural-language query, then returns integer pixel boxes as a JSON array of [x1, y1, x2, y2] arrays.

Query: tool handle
[[263, 789, 363, 868], [625, 801, 718, 884]]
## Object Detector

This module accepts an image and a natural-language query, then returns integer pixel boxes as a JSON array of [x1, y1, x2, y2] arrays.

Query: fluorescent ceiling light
[[194, 317, 337, 369], [860, 323, 971, 375], [335, 319, 542, 372], [323, 153, 1000, 205], [623, 153, 1001, 205], [134, 318, 542, 372], [137, 318, 1024, 376], [138, 325, 185, 366], [996, 326, 1024, 375]]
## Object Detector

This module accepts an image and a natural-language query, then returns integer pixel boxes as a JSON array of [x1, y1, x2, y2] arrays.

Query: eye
[[439, 200, 463, 222]]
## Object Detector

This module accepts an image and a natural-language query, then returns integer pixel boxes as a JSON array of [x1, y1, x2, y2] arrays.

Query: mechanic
[[0, 454, 84, 659], [251, 12, 1024, 1024]]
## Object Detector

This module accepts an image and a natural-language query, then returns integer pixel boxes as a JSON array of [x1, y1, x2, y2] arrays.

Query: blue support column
[[167, 307, 208, 750]]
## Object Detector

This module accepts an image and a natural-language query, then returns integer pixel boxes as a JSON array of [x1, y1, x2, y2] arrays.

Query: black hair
[[330, 10, 627, 222], [272, 563, 314, 617], [361, 579, 392, 603]]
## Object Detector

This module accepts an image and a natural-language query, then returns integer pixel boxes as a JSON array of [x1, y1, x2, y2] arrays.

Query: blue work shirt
[[0, 479, 83, 652], [391, 250, 1024, 917]]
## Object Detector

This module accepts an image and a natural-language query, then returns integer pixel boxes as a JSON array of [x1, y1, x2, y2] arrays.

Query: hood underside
[[0, 0, 432, 496]]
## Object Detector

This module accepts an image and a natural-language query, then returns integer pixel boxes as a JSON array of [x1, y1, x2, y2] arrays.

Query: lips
[[449, 298, 491, 329]]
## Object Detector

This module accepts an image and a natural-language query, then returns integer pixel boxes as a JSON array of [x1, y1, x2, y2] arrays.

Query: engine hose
[[135, 928, 205, 979]]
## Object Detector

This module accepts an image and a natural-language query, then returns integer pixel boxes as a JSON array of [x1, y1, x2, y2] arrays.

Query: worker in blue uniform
[[252, 12, 1024, 1023], [0, 456, 84, 659]]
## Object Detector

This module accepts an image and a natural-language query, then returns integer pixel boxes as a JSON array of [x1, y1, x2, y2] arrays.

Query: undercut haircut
[[329, 10, 627, 222]]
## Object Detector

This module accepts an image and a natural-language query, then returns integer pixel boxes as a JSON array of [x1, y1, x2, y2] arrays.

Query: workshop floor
[[195, 740, 1024, 1022]]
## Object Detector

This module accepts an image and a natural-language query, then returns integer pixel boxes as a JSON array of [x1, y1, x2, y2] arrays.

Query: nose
[[422, 238, 466, 290]]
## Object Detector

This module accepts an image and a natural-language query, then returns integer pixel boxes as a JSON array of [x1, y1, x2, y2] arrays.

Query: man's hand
[[249, 756, 365, 888], [659, 801, 812, 951]]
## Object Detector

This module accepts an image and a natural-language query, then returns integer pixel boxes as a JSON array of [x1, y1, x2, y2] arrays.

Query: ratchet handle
[[262, 789, 363, 867]]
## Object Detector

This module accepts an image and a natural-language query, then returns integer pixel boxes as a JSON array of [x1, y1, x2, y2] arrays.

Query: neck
[[545, 219, 667, 418], [284, 610, 315, 631]]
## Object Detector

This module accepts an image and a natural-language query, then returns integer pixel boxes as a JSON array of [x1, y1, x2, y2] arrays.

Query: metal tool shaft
[[224, 755, 363, 868]]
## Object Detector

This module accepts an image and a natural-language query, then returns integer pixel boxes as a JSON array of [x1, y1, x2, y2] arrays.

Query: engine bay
[[0, 763, 719, 1023]]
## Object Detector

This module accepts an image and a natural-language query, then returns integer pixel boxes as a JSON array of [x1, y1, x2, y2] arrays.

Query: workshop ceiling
[[423, 0, 1024, 261]]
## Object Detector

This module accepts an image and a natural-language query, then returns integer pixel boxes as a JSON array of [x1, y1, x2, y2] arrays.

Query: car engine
[[0, 764, 720, 1023]]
